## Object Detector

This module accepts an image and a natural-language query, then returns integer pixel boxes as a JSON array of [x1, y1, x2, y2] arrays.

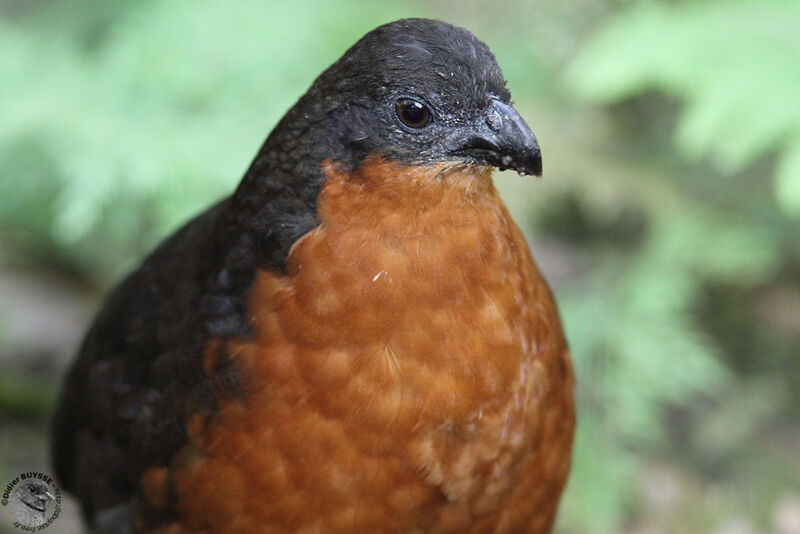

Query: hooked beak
[[449, 99, 542, 176]]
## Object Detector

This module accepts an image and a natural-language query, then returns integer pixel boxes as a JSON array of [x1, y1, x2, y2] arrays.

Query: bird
[[8, 480, 56, 528], [51, 18, 574, 533]]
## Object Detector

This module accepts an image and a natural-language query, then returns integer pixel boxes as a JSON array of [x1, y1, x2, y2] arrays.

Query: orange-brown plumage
[[139, 159, 574, 533], [53, 18, 574, 534]]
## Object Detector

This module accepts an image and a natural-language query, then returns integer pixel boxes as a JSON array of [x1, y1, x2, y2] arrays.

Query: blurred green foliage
[[1, 1, 798, 533], [556, 1, 800, 530], [566, 0, 800, 216]]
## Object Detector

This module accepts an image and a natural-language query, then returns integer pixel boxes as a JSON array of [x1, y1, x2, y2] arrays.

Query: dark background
[[1, 1, 799, 532]]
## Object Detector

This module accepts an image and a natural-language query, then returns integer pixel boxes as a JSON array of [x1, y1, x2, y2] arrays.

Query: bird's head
[[263, 18, 542, 178], [10, 480, 55, 514], [236, 18, 543, 267]]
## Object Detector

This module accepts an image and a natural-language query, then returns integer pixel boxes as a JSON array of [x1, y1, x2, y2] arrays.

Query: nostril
[[486, 107, 503, 132]]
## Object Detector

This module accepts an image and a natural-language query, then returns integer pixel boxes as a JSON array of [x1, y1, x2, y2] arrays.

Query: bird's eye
[[395, 98, 431, 129]]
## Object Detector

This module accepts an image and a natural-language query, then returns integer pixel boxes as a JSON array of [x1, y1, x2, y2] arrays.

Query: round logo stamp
[[1, 472, 61, 531]]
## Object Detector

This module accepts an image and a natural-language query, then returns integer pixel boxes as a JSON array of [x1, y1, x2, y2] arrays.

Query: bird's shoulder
[[51, 197, 258, 517]]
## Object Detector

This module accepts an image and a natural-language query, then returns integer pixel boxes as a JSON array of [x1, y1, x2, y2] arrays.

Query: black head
[[261, 18, 542, 177], [233, 19, 542, 271]]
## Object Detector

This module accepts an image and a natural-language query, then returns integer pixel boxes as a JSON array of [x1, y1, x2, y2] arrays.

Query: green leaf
[[567, 0, 800, 183]]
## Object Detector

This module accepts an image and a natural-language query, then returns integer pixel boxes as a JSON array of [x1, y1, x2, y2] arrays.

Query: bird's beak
[[449, 99, 542, 176], [44, 491, 56, 502]]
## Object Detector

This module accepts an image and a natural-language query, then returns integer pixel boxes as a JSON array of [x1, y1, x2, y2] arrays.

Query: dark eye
[[395, 98, 431, 128]]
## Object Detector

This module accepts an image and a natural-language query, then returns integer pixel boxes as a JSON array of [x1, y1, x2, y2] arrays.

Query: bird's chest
[[155, 166, 571, 532], [250, 165, 554, 428]]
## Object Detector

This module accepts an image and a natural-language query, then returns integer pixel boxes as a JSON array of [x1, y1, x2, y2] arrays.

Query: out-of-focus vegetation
[[1, 1, 798, 533]]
